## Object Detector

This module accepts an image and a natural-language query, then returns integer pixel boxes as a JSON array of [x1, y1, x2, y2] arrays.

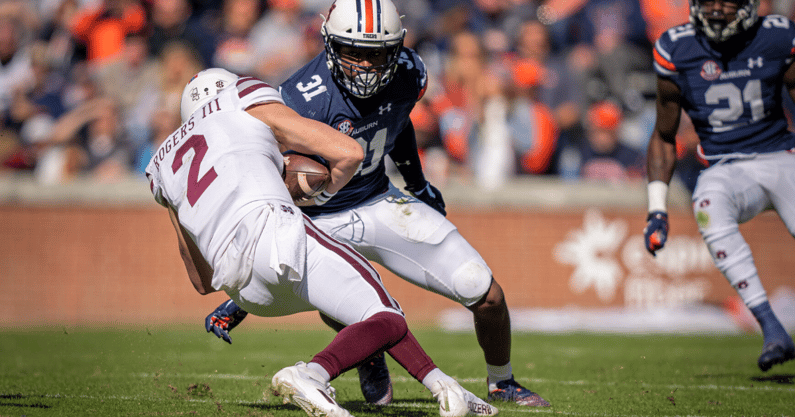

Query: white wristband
[[647, 181, 668, 213], [314, 190, 336, 206]]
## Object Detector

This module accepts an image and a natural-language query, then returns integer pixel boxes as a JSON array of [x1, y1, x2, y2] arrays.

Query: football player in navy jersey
[[644, 0, 795, 371], [204, 0, 550, 408]]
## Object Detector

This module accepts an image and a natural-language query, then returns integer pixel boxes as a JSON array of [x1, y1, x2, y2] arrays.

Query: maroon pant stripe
[[303, 215, 397, 310]]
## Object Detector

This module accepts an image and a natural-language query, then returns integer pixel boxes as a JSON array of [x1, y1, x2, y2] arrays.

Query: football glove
[[405, 182, 446, 216], [643, 211, 669, 256], [205, 299, 248, 344]]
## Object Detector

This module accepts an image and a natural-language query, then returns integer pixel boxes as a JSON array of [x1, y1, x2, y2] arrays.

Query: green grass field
[[1, 325, 793, 416]]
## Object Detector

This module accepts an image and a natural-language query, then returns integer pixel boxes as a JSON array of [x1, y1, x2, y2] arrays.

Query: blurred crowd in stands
[[1, 0, 794, 191]]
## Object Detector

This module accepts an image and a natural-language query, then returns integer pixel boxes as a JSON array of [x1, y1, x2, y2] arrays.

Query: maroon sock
[[311, 311, 407, 380], [386, 329, 437, 382]]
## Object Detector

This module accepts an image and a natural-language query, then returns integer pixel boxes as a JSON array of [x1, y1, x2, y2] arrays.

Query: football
[[283, 152, 331, 205]]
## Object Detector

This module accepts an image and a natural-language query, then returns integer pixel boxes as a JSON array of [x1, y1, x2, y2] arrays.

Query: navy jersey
[[279, 48, 427, 216], [653, 15, 795, 158]]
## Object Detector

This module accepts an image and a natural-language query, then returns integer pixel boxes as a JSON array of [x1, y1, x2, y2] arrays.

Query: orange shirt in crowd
[[71, 2, 147, 63], [639, 0, 689, 42]]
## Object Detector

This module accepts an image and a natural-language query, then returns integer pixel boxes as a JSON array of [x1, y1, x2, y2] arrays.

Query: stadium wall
[[1, 176, 792, 329]]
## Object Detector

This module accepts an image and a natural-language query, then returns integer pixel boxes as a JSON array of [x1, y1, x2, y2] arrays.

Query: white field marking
[[388, 403, 715, 417], [134, 372, 262, 380], [133, 373, 795, 393], [37, 393, 267, 404]]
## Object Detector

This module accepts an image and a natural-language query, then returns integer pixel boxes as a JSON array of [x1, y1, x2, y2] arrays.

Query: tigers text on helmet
[[689, 0, 759, 43], [180, 68, 238, 122], [321, 0, 406, 98]]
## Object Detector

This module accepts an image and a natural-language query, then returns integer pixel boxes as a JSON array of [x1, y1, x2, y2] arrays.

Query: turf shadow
[[243, 398, 434, 416], [343, 399, 435, 416], [749, 374, 794, 385], [692, 373, 748, 380], [0, 393, 52, 409]]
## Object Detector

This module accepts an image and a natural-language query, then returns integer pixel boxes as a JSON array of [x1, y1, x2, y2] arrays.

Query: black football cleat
[[758, 339, 795, 372], [357, 353, 392, 405], [488, 376, 550, 407]]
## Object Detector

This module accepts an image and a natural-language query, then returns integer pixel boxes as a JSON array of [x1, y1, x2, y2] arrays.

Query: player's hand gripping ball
[[283, 151, 331, 206]]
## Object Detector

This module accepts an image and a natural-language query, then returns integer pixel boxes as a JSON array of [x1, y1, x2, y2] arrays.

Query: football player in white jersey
[[204, 0, 550, 408], [146, 68, 498, 417], [644, 0, 795, 371]]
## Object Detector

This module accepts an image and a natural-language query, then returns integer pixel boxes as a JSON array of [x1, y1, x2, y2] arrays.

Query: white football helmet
[[689, 0, 759, 43], [321, 0, 406, 98], [180, 68, 238, 122]]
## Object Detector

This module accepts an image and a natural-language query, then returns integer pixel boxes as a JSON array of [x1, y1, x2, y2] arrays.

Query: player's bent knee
[[367, 311, 408, 345], [452, 259, 493, 307]]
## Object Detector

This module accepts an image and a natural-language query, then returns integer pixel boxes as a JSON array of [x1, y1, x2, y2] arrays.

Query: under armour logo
[[748, 57, 763, 68], [379, 103, 392, 115]]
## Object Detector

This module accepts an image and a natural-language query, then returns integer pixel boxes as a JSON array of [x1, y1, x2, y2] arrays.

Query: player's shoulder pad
[[235, 75, 283, 109], [758, 14, 795, 33], [653, 23, 696, 77], [396, 47, 428, 100], [278, 54, 332, 117], [757, 14, 795, 49]]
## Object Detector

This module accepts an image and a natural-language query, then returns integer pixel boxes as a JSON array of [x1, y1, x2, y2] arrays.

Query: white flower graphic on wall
[[553, 209, 627, 302]]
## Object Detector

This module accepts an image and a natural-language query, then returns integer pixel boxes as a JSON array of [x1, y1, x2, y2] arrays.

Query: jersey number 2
[[172, 134, 218, 206]]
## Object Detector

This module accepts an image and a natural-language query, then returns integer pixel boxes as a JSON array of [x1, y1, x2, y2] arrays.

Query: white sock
[[306, 361, 330, 383], [421, 367, 457, 391], [487, 363, 512, 391]]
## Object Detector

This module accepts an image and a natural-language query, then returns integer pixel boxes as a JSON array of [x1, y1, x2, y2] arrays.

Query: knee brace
[[451, 259, 493, 307]]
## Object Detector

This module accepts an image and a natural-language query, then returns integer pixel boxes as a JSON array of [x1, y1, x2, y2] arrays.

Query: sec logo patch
[[700, 60, 721, 81], [336, 119, 354, 135]]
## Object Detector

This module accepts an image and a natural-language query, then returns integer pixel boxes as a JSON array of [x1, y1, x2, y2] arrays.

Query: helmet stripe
[[355, 0, 382, 34], [364, 0, 374, 33], [354, 0, 361, 32], [375, 0, 381, 34], [236, 76, 272, 99]]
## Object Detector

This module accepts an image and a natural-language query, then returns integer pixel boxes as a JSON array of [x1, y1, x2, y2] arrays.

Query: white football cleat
[[431, 380, 499, 416], [271, 362, 353, 417]]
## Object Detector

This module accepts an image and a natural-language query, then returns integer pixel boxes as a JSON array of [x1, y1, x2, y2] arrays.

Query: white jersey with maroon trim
[[146, 76, 305, 291]]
